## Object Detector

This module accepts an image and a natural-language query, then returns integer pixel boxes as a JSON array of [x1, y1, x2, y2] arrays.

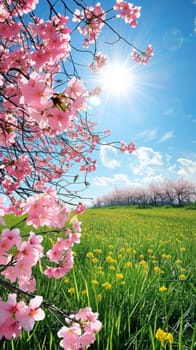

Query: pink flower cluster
[[73, 3, 105, 47], [131, 44, 154, 64], [2, 154, 32, 195], [58, 307, 102, 349], [89, 52, 107, 72], [24, 187, 70, 228], [18, 74, 87, 134], [44, 219, 82, 279], [114, 0, 141, 28], [0, 113, 17, 146], [120, 141, 136, 153], [74, 202, 86, 214], [29, 15, 71, 71], [0, 294, 45, 340], [0, 228, 43, 291], [9, 0, 39, 16], [79, 159, 97, 172], [0, 196, 7, 225]]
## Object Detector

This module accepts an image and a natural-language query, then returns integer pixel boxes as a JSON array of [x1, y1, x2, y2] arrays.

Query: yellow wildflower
[[93, 249, 103, 254], [124, 261, 132, 268], [155, 328, 174, 347], [120, 247, 125, 253], [180, 247, 186, 252], [180, 268, 186, 273], [162, 254, 172, 260], [106, 256, 114, 263], [86, 252, 94, 258], [91, 279, 99, 285], [154, 267, 161, 273], [102, 281, 112, 290], [92, 257, 98, 264], [159, 286, 168, 292], [179, 274, 186, 281], [175, 259, 182, 265], [116, 273, 124, 279], [68, 287, 75, 294], [108, 265, 115, 271]]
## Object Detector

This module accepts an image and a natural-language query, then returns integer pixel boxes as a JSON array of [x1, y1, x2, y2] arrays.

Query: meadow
[[1, 207, 196, 350]]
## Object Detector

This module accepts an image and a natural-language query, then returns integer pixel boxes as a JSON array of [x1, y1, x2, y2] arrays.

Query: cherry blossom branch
[[0, 277, 71, 319]]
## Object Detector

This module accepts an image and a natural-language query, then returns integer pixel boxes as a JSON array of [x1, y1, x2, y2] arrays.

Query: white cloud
[[100, 145, 120, 169], [137, 128, 158, 141], [131, 147, 163, 175], [159, 130, 175, 143], [177, 158, 196, 181], [167, 164, 177, 173], [93, 174, 132, 187], [93, 176, 113, 186]]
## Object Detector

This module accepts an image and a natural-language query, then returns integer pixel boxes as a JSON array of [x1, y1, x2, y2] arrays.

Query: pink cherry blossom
[[0, 4, 9, 21], [74, 202, 86, 214], [24, 187, 70, 228], [11, 0, 39, 15], [57, 323, 81, 349], [75, 307, 102, 333], [19, 72, 53, 110], [114, 1, 141, 27], [0, 113, 17, 146], [0, 318, 21, 340], [120, 141, 136, 153], [17, 296, 45, 331], [18, 276, 36, 292], [1, 228, 21, 248], [44, 249, 74, 279], [0, 195, 8, 224], [89, 52, 107, 72], [73, 4, 105, 48], [0, 293, 25, 324], [131, 44, 154, 64]]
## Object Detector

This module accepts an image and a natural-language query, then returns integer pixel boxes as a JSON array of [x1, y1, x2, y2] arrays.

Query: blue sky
[[36, 0, 196, 205], [76, 0, 196, 205]]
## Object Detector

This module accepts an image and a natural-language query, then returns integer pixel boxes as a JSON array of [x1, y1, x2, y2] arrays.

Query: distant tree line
[[93, 178, 196, 208]]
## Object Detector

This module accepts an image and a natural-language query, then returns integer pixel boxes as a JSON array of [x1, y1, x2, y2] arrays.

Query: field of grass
[[1, 207, 196, 349]]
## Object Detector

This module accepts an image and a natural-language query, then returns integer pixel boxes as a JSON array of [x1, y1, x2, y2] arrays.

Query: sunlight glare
[[100, 62, 133, 97]]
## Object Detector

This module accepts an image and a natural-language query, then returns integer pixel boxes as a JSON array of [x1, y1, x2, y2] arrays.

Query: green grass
[[1, 207, 196, 349]]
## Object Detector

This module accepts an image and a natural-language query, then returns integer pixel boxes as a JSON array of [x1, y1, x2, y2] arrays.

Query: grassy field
[[1, 207, 196, 349]]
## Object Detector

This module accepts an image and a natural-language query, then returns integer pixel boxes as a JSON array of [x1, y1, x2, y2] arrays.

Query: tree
[[172, 178, 196, 206], [0, 0, 153, 348], [93, 179, 196, 208]]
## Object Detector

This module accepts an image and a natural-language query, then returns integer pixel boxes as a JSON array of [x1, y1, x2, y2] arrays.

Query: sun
[[99, 61, 135, 97]]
